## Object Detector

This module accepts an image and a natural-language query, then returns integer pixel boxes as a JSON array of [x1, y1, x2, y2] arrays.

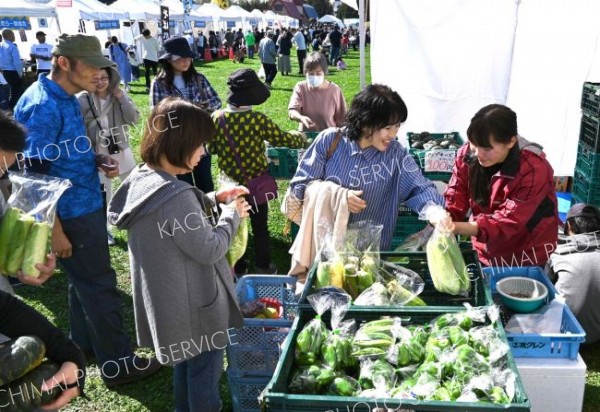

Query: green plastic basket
[[267, 147, 305, 179], [572, 168, 600, 207], [581, 82, 600, 117], [391, 213, 428, 248], [299, 250, 489, 312], [264, 309, 531, 412], [407, 131, 464, 174], [575, 141, 600, 179], [579, 112, 600, 152]]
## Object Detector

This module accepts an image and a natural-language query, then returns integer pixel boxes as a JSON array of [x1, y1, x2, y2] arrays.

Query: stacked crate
[[226, 276, 298, 412], [574, 83, 600, 207]]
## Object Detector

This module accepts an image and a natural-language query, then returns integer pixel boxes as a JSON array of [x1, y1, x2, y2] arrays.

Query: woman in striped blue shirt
[[290, 84, 444, 250]]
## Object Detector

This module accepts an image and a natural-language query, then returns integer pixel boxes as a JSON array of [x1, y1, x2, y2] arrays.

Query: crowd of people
[[0, 18, 599, 412]]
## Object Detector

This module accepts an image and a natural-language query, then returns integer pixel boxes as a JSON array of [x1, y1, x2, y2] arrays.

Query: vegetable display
[[287, 303, 517, 405]]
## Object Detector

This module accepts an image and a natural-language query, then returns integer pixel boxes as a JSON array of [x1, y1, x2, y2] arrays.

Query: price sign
[[424, 150, 456, 173]]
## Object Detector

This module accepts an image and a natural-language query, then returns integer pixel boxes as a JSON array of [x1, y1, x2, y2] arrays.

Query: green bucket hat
[[52, 33, 114, 68]]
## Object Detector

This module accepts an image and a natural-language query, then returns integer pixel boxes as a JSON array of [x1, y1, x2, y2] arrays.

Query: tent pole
[[359, 0, 366, 89]]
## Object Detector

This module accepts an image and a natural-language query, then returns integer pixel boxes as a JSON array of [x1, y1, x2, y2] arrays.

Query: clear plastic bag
[[421, 203, 470, 296], [354, 261, 425, 306], [219, 174, 248, 267], [295, 291, 333, 366], [0, 171, 71, 277]]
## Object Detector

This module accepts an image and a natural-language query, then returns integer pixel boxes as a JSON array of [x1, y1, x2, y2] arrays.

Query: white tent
[[0, 0, 56, 18], [371, 0, 600, 176], [249, 8, 266, 29], [48, 0, 130, 21], [158, 0, 186, 20], [222, 5, 252, 20], [318, 14, 345, 28], [111, 0, 160, 21]]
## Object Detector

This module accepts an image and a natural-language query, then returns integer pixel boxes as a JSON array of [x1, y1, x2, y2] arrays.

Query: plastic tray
[[227, 276, 298, 377], [581, 82, 600, 118], [264, 309, 531, 412], [299, 251, 489, 312], [579, 112, 600, 152], [227, 372, 270, 412], [484, 267, 586, 359]]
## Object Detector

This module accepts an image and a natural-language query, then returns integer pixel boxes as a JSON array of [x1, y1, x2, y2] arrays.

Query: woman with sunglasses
[[78, 64, 139, 244]]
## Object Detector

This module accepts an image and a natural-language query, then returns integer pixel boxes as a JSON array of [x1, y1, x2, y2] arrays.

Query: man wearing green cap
[[14, 33, 160, 387]]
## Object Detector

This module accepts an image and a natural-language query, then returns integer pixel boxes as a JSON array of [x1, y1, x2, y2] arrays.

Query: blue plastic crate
[[484, 266, 586, 359], [227, 372, 270, 412], [228, 276, 298, 377]]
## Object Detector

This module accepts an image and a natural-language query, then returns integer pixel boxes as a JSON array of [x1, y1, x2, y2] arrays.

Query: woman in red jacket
[[441, 104, 559, 267]]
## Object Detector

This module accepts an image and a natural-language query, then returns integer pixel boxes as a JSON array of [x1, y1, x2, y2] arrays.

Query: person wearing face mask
[[210, 68, 305, 276], [151, 37, 222, 194], [288, 52, 347, 133], [437, 104, 559, 267], [289, 84, 444, 251]]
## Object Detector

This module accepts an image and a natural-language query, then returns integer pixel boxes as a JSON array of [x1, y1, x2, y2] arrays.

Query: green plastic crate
[[572, 168, 600, 207], [407, 131, 464, 173], [575, 141, 600, 179], [391, 213, 428, 248], [267, 147, 305, 179], [299, 250, 489, 311], [264, 309, 531, 412], [579, 112, 600, 152], [581, 82, 600, 117]]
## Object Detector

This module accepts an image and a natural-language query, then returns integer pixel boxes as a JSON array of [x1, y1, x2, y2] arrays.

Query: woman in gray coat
[[78, 65, 139, 242], [108, 97, 250, 412]]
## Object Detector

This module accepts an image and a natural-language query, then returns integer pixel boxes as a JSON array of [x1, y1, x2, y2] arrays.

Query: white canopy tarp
[[371, 0, 600, 176], [222, 5, 252, 20], [49, 0, 130, 21], [111, 0, 159, 21], [318, 14, 345, 28], [159, 0, 186, 20], [0, 0, 56, 18]]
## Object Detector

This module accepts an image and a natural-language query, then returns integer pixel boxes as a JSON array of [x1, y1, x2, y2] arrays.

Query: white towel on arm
[[288, 180, 350, 276]]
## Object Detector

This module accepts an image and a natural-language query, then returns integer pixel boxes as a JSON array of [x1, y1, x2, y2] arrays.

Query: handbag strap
[[218, 111, 257, 184], [326, 128, 342, 160]]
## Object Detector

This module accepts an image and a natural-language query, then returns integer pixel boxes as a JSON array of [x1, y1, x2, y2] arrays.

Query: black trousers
[[297, 49, 307, 74], [143, 59, 158, 88], [3, 70, 23, 109], [234, 201, 271, 273], [177, 153, 214, 193], [262, 63, 277, 85]]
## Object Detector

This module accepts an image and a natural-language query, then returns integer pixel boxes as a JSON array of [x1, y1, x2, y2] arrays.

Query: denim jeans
[[58, 208, 134, 377], [174, 349, 224, 412], [329, 46, 341, 65]]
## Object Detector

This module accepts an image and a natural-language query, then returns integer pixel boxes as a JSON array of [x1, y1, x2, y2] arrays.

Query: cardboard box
[[554, 176, 572, 192]]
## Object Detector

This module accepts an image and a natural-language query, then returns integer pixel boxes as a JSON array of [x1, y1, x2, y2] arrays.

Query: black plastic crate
[[581, 82, 600, 117], [579, 112, 600, 152]]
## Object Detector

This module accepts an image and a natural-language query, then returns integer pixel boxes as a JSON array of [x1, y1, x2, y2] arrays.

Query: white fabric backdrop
[[371, 0, 600, 175]]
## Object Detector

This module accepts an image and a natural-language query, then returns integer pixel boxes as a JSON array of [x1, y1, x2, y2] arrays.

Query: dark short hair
[[304, 51, 328, 74], [467, 104, 517, 148], [142, 29, 151, 36], [566, 205, 600, 235], [0, 111, 26, 152], [141, 97, 215, 168], [345, 84, 408, 141]]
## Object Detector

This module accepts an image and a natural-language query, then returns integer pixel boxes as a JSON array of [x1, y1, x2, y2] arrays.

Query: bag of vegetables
[[0, 171, 71, 277], [422, 203, 471, 296]]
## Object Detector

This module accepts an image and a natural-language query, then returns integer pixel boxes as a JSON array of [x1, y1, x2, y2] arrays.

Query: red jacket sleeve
[[444, 144, 471, 221]]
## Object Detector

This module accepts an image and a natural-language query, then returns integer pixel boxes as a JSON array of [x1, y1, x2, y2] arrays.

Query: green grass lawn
[[13, 47, 600, 411]]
